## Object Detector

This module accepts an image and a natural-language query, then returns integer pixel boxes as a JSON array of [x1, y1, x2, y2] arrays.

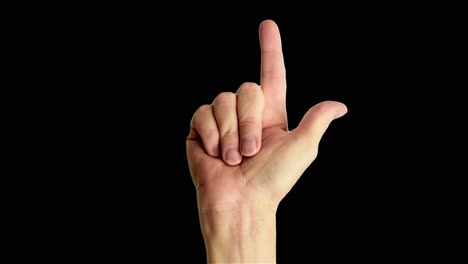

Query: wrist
[[199, 205, 277, 263]]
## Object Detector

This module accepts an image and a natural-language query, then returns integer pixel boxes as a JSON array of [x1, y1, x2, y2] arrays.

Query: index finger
[[259, 19, 287, 129]]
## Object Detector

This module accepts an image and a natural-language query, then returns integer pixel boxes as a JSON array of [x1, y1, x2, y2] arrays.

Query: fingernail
[[225, 148, 242, 165], [334, 107, 348, 119], [212, 146, 219, 156], [241, 136, 257, 156]]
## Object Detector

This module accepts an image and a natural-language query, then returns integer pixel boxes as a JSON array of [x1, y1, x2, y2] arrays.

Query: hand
[[186, 19, 347, 263]]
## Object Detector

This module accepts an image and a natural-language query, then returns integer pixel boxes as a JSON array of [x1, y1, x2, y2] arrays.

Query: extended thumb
[[294, 100, 347, 147]]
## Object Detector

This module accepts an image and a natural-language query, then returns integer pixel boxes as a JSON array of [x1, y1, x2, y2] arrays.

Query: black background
[[2, 3, 467, 262]]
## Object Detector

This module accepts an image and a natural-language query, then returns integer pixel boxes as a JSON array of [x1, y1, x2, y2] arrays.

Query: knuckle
[[238, 107, 262, 122], [195, 104, 212, 114], [191, 104, 211, 121], [238, 82, 259, 91], [262, 69, 286, 79], [237, 82, 260, 93], [204, 128, 219, 142], [214, 92, 236, 105], [238, 119, 259, 130], [223, 130, 239, 140], [309, 148, 318, 161], [303, 140, 319, 161], [191, 104, 211, 125]]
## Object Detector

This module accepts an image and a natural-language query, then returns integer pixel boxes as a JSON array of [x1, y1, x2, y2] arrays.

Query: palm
[[190, 127, 294, 210]]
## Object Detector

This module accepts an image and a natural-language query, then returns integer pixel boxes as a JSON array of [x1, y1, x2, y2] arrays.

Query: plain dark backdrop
[[2, 3, 467, 262]]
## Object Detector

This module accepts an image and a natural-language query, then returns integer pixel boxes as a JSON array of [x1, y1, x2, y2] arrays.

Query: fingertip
[[210, 145, 220, 157], [224, 148, 243, 166], [240, 136, 257, 157], [259, 19, 282, 52], [260, 19, 277, 29], [333, 102, 348, 120], [312, 100, 348, 120]]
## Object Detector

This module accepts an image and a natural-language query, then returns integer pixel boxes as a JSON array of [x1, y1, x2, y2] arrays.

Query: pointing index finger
[[259, 19, 287, 130]]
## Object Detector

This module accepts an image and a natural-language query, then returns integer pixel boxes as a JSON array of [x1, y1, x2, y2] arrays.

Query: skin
[[186, 19, 347, 263]]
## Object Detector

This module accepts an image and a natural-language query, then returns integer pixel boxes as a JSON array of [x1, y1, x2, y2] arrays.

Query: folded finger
[[236, 82, 264, 156], [213, 92, 242, 166], [190, 104, 220, 157]]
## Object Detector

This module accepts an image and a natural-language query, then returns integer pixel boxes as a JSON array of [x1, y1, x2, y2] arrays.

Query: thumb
[[253, 101, 347, 197], [293, 100, 347, 157]]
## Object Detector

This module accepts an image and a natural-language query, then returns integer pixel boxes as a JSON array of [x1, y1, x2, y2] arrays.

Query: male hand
[[186, 19, 347, 263]]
